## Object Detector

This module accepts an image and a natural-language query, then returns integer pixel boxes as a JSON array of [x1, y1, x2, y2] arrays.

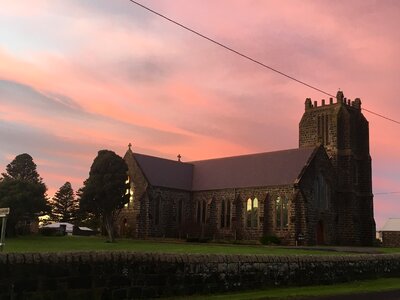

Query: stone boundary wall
[[1, 252, 400, 299]]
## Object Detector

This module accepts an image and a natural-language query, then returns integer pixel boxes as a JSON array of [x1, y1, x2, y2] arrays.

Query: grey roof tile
[[131, 147, 317, 191], [133, 153, 193, 190], [191, 147, 316, 191]]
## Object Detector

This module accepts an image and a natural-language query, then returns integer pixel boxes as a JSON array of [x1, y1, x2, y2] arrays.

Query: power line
[[362, 108, 400, 125], [128, 0, 335, 99], [375, 191, 400, 195], [127, 1, 400, 194], [128, 0, 400, 126]]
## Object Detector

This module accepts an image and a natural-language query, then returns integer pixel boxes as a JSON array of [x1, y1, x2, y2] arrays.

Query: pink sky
[[1, 0, 399, 229]]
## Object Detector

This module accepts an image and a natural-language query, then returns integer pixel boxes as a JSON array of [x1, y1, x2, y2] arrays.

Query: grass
[[4, 236, 400, 299], [0, 235, 357, 255], [181, 277, 400, 299], [378, 247, 400, 254]]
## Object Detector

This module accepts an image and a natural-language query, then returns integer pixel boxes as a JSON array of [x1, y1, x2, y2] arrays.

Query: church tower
[[299, 91, 375, 246]]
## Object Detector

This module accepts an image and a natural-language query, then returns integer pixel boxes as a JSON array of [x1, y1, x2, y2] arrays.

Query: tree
[[1, 153, 41, 183], [75, 182, 101, 230], [79, 150, 129, 242], [0, 154, 48, 236], [51, 182, 78, 223]]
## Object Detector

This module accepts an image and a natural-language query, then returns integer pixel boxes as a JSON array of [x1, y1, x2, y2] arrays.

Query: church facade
[[118, 91, 375, 246]]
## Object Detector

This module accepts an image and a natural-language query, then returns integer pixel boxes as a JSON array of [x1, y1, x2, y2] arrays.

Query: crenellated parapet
[[305, 91, 362, 111]]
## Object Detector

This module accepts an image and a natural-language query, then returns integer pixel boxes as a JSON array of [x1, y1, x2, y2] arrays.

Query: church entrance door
[[316, 220, 324, 245]]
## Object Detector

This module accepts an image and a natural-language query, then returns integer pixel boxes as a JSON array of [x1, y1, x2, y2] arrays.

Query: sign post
[[0, 208, 10, 252]]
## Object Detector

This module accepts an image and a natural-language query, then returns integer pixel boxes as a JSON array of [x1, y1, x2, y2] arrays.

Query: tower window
[[353, 162, 359, 185], [318, 115, 330, 145]]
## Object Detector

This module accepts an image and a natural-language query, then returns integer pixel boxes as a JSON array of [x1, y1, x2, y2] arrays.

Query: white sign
[[0, 208, 10, 217]]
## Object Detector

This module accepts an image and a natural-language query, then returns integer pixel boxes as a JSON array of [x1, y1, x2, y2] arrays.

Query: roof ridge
[[189, 147, 316, 164], [133, 152, 193, 165]]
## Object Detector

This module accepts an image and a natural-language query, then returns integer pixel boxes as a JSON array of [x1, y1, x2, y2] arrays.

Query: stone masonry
[[118, 92, 375, 246], [0, 252, 400, 299], [299, 91, 375, 245]]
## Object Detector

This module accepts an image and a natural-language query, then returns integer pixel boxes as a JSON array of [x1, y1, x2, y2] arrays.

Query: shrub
[[260, 235, 281, 245], [186, 237, 211, 243], [40, 227, 64, 236], [374, 238, 382, 247]]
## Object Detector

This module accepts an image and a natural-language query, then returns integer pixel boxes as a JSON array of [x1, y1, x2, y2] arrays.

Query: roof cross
[[177, 154, 181, 162], [128, 143, 132, 150]]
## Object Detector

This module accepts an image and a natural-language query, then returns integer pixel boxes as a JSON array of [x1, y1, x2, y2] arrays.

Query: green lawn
[[3, 235, 400, 255], [378, 247, 400, 254], [180, 277, 400, 299], [0, 235, 356, 255]]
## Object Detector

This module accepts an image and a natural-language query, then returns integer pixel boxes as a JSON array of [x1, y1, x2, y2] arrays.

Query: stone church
[[119, 91, 375, 246]]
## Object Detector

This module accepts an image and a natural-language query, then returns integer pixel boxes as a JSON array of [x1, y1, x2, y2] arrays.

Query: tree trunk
[[103, 214, 115, 243]]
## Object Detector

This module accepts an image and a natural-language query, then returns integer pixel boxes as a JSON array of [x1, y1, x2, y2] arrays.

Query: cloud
[[1, 0, 400, 227]]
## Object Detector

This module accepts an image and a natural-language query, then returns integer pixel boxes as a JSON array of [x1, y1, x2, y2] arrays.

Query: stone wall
[[1, 252, 400, 299], [382, 232, 400, 247], [192, 185, 296, 243]]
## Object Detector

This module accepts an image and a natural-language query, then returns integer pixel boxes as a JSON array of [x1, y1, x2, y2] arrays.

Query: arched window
[[202, 200, 206, 224], [318, 114, 330, 145], [314, 174, 330, 210], [124, 176, 135, 209], [221, 200, 225, 228], [220, 200, 231, 228], [275, 196, 289, 230], [177, 199, 183, 224], [196, 201, 201, 223], [196, 200, 207, 224], [226, 200, 231, 228], [154, 197, 161, 225], [246, 197, 259, 228]]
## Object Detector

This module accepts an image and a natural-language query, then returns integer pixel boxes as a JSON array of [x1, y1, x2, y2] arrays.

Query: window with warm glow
[[246, 197, 259, 228], [124, 176, 135, 209]]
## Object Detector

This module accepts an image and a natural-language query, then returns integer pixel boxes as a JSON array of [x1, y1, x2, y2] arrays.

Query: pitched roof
[[133, 153, 194, 190], [191, 147, 316, 191], [131, 147, 317, 191], [381, 218, 400, 231]]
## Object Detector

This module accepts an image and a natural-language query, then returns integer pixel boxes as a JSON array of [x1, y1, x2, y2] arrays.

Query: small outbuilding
[[42, 222, 95, 236], [380, 218, 400, 247]]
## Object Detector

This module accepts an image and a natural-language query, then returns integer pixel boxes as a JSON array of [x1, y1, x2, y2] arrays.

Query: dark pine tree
[[51, 182, 78, 223], [79, 150, 129, 242], [0, 153, 49, 236], [1, 153, 42, 183]]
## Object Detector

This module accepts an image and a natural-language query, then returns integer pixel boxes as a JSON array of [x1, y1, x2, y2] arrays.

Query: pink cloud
[[1, 1, 400, 228]]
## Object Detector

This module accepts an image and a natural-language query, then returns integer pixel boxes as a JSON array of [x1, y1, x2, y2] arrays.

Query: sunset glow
[[1, 1, 400, 228]]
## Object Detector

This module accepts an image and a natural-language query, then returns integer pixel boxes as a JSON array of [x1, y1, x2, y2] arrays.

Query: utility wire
[[362, 108, 400, 125], [128, 0, 400, 126], [128, 0, 335, 98], [128, 1, 400, 194], [375, 191, 400, 195]]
